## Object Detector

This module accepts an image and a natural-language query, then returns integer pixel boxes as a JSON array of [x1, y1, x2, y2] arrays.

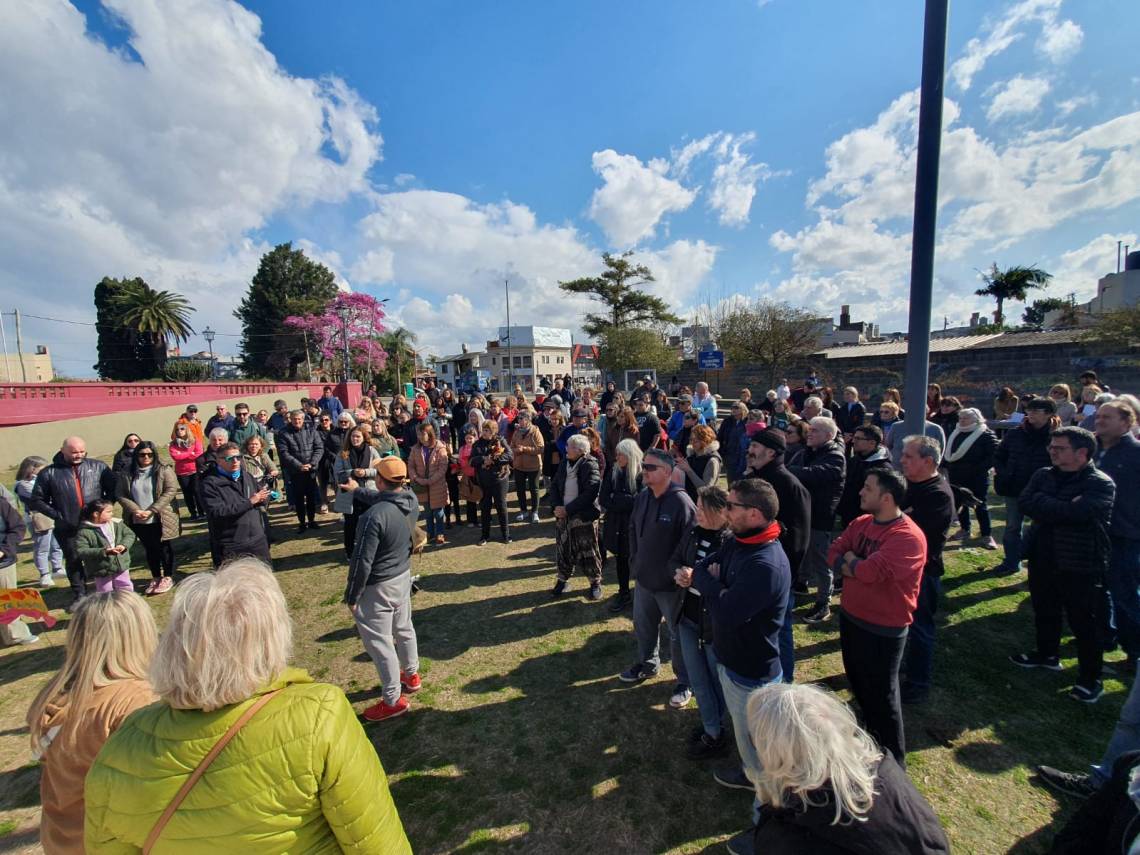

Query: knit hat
[[750, 427, 786, 453]]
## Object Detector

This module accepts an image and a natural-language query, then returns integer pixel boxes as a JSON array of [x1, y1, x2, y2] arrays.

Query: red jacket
[[168, 440, 203, 476], [828, 513, 926, 629]]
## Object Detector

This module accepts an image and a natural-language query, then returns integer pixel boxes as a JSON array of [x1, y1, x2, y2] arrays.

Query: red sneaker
[[361, 695, 409, 722], [400, 671, 422, 694]]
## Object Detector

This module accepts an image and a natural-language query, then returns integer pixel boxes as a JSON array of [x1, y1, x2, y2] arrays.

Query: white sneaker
[[38, 575, 55, 588], [52, 568, 67, 578], [514, 512, 529, 522], [669, 686, 693, 709], [530, 512, 541, 523], [17, 634, 39, 645]]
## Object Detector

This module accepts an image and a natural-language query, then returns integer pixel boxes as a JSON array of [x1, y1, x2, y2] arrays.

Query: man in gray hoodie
[[618, 448, 697, 707], [345, 456, 423, 723]]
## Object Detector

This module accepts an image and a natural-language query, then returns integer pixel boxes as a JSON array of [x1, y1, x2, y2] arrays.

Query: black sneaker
[[687, 730, 730, 760], [552, 579, 567, 598], [791, 581, 811, 599], [1036, 765, 1099, 799], [1069, 681, 1104, 704], [713, 765, 753, 790], [307, 520, 320, 530], [618, 663, 658, 683], [686, 724, 706, 745], [802, 604, 831, 625], [588, 583, 603, 601], [608, 591, 632, 613], [726, 828, 756, 855], [1009, 652, 1063, 671], [295, 524, 308, 535]]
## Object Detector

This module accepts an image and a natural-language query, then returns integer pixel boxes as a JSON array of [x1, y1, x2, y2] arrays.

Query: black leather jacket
[[28, 451, 115, 534]]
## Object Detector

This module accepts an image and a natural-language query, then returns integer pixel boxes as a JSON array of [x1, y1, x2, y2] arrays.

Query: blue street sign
[[698, 350, 724, 370]]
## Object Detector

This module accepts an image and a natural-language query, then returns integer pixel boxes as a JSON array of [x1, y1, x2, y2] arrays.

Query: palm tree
[[378, 327, 417, 391], [114, 281, 196, 368], [975, 263, 1053, 327]]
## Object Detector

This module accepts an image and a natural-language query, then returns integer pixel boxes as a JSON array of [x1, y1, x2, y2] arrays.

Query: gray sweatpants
[[354, 573, 419, 705], [806, 528, 835, 606]]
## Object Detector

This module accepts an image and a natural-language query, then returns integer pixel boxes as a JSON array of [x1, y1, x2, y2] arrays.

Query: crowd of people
[[4, 366, 1140, 852]]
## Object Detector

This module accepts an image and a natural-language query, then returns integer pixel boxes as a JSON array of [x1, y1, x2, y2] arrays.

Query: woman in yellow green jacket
[[84, 558, 410, 854]]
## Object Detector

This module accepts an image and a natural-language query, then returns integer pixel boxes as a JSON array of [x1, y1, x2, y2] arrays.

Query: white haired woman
[[84, 559, 410, 853], [28, 592, 158, 853], [944, 407, 999, 549], [549, 433, 603, 600], [599, 438, 644, 612], [745, 682, 950, 854]]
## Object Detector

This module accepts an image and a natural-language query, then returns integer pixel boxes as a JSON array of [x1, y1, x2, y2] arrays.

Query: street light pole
[[337, 306, 352, 382], [202, 326, 216, 380], [504, 277, 512, 394], [901, 0, 949, 441]]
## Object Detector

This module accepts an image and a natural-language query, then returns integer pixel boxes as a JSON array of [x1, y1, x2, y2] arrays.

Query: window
[[523, 356, 532, 368], [556, 356, 565, 364], [542, 355, 550, 364], [513, 356, 522, 368], [492, 357, 497, 366], [441, 364, 449, 374]]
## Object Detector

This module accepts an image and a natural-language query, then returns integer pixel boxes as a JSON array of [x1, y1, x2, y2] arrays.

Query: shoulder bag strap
[[143, 688, 283, 854]]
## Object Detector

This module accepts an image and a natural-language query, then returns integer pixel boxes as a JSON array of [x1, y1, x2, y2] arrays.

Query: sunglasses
[[223, 455, 241, 462], [136, 451, 154, 457], [641, 462, 663, 472]]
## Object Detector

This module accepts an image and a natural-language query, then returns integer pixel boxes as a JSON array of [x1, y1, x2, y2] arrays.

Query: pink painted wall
[[0, 381, 362, 427]]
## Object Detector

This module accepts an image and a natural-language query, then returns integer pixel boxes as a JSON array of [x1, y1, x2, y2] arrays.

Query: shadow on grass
[[0, 763, 40, 812]]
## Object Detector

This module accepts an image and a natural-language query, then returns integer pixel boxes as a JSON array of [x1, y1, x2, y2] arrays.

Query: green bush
[[162, 360, 213, 382]]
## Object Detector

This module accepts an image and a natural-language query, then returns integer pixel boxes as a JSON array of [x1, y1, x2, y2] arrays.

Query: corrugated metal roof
[[816, 329, 1087, 360]]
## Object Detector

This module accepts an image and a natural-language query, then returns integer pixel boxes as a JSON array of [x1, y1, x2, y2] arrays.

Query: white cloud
[[587, 149, 696, 247], [949, 0, 1077, 91], [1039, 17, 1083, 63], [986, 76, 1051, 121], [0, 0, 381, 369], [1048, 232, 1139, 302], [1057, 93, 1097, 117], [708, 133, 769, 227], [393, 173, 416, 187]]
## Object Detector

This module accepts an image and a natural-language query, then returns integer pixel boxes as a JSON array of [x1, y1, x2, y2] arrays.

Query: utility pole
[[0, 310, 11, 382], [202, 326, 216, 381], [14, 308, 27, 383], [901, 0, 949, 442], [504, 278, 513, 394]]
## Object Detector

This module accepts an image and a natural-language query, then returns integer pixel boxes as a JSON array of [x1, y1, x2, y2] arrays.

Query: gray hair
[[208, 427, 229, 442], [804, 396, 823, 410], [1095, 392, 1116, 406], [957, 407, 985, 425], [149, 558, 292, 711], [337, 412, 357, 427], [289, 409, 306, 418], [809, 416, 838, 440], [904, 434, 941, 462], [613, 438, 643, 494], [747, 682, 881, 825], [567, 434, 591, 456]]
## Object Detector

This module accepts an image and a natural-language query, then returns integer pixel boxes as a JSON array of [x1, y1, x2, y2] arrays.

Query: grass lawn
[[0, 458, 1128, 853]]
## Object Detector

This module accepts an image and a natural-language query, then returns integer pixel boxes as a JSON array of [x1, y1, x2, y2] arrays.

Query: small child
[[75, 500, 135, 594]]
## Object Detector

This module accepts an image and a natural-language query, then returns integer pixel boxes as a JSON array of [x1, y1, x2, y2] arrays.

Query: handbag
[[142, 689, 282, 854], [30, 512, 55, 535]]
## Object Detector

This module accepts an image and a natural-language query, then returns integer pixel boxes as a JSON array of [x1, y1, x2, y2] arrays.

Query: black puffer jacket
[[276, 425, 324, 475], [943, 427, 998, 496], [1019, 463, 1115, 575], [599, 467, 642, 552], [787, 440, 846, 532], [549, 454, 601, 522], [28, 452, 115, 534], [750, 458, 812, 578], [993, 421, 1051, 498], [471, 436, 513, 488], [199, 467, 268, 556], [838, 447, 891, 528]]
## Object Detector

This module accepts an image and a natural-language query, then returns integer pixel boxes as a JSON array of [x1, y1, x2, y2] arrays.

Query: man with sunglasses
[[229, 402, 267, 448], [199, 441, 271, 567]]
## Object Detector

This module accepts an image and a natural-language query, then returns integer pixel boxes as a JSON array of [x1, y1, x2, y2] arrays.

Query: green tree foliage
[[559, 251, 682, 375], [373, 327, 417, 393], [235, 243, 339, 379], [975, 263, 1052, 327], [94, 276, 193, 380], [162, 359, 212, 382], [1022, 297, 1067, 326], [1082, 305, 1140, 352], [94, 276, 144, 379], [713, 299, 821, 388], [114, 280, 195, 369]]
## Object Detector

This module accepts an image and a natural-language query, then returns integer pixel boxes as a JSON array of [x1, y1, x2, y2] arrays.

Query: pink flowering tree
[[285, 292, 388, 382]]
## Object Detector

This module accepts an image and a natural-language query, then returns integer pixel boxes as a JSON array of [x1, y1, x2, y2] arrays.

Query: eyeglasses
[[641, 463, 662, 472], [223, 455, 241, 462], [725, 500, 762, 511], [136, 451, 154, 458]]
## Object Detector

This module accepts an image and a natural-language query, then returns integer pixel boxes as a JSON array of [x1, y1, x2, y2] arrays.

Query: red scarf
[[735, 520, 782, 545]]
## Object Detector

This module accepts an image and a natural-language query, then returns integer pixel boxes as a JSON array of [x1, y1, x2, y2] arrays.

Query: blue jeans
[[1106, 537, 1140, 658], [1092, 674, 1140, 787], [905, 573, 941, 692], [32, 531, 64, 575], [677, 618, 726, 737], [632, 587, 688, 687], [421, 505, 445, 538], [999, 496, 1026, 570], [718, 662, 781, 815]]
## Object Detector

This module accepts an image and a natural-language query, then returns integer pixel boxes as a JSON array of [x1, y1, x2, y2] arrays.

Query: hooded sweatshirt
[[629, 482, 697, 591], [344, 488, 420, 605]]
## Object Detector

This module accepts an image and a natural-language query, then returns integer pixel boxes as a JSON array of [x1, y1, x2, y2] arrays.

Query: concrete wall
[[0, 391, 309, 470]]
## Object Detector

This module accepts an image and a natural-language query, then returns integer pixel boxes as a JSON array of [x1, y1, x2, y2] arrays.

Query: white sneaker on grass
[[530, 512, 541, 523], [38, 575, 55, 588], [514, 512, 529, 522]]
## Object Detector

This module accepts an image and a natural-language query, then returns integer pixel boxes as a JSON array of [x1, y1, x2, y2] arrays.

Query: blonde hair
[[614, 438, 643, 494], [150, 559, 293, 711], [27, 591, 157, 749], [747, 683, 882, 825], [1049, 384, 1071, 403], [879, 400, 900, 417]]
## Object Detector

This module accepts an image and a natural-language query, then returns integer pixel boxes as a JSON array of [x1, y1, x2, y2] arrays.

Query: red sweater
[[828, 513, 926, 629]]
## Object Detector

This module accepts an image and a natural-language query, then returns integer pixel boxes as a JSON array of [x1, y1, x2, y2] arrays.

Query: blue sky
[[1, 0, 1138, 375]]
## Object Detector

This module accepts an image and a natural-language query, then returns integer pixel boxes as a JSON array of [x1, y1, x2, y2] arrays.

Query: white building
[[1044, 266, 1140, 327], [487, 326, 573, 392]]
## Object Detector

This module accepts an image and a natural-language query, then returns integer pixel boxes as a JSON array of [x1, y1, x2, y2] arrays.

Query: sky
[[1, 0, 1138, 377]]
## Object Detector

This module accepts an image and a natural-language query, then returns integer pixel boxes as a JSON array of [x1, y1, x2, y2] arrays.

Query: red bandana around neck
[[735, 520, 782, 545]]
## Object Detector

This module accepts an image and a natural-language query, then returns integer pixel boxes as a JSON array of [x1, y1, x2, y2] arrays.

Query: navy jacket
[[1097, 433, 1140, 540], [692, 533, 790, 683], [630, 483, 696, 591]]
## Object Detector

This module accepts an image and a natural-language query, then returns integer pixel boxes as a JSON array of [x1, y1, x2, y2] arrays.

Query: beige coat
[[38, 679, 157, 854], [115, 464, 181, 541], [509, 424, 544, 472], [408, 440, 451, 509]]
